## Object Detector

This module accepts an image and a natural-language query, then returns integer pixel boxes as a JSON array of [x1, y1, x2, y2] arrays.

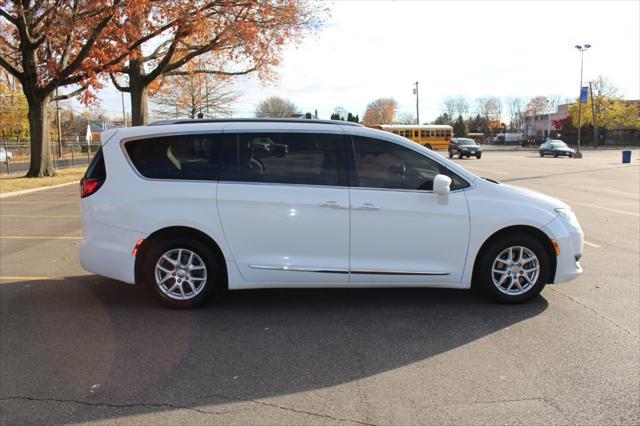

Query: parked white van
[[78, 119, 583, 308]]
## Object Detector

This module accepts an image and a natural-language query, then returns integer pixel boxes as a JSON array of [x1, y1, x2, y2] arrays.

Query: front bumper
[[543, 215, 584, 283]]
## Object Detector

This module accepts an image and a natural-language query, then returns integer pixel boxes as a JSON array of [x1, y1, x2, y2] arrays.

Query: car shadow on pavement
[[0, 276, 548, 423]]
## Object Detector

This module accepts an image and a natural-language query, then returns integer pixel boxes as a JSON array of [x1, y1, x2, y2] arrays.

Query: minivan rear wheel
[[142, 237, 219, 309], [476, 234, 550, 303]]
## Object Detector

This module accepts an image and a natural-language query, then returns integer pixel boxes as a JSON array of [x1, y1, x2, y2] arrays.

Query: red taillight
[[80, 178, 104, 198]]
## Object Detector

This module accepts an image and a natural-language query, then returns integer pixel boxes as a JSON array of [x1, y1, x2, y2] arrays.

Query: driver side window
[[353, 136, 467, 191]]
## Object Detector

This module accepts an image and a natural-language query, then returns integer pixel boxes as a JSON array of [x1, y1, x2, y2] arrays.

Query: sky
[[85, 0, 640, 123]]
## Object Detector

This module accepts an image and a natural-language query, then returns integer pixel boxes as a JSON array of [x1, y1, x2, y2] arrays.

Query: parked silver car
[[0, 147, 13, 162]]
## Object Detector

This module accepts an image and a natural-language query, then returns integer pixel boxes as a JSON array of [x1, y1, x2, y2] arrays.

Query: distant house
[[87, 120, 122, 142]]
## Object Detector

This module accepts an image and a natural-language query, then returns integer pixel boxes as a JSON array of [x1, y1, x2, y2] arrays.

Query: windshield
[[551, 142, 568, 148], [458, 139, 475, 145]]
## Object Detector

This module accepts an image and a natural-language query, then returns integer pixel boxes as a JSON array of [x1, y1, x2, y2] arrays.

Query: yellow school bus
[[372, 125, 453, 150]]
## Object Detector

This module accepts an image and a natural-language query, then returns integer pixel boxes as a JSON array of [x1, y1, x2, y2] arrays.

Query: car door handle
[[319, 201, 349, 209], [353, 203, 381, 211]]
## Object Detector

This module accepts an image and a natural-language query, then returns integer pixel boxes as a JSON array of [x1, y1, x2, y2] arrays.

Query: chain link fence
[[0, 138, 99, 175]]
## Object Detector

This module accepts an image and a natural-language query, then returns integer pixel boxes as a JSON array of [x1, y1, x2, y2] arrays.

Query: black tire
[[458, 151, 463, 159], [426, 144, 433, 150], [476, 153, 481, 159], [142, 236, 221, 309], [554, 153, 558, 158], [449, 151, 453, 158], [474, 234, 550, 304]]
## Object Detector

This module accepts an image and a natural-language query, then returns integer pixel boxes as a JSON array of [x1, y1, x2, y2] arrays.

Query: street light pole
[[121, 91, 127, 128], [574, 43, 590, 159], [414, 81, 420, 125]]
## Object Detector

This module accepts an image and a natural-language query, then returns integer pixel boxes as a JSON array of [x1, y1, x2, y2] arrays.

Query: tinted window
[[125, 134, 222, 180], [221, 133, 347, 186], [353, 136, 468, 191], [85, 147, 106, 180]]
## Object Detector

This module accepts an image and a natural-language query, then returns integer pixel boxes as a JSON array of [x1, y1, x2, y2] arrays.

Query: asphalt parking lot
[[1, 149, 638, 425]]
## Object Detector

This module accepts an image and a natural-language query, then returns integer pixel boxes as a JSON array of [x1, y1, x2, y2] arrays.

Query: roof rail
[[148, 118, 363, 127]]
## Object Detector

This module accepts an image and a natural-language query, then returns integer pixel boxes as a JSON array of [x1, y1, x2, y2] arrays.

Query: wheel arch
[[134, 226, 228, 291], [471, 225, 557, 286]]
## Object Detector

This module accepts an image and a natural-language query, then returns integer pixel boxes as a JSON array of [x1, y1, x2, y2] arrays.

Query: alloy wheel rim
[[154, 248, 207, 301], [491, 246, 540, 296]]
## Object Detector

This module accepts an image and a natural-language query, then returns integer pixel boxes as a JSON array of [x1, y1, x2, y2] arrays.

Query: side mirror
[[433, 174, 452, 196]]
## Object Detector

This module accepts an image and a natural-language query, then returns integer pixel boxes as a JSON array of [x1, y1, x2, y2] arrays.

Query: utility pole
[[55, 88, 62, 158], [121, 91, 127, 127], [574, 44, 591, 158], [589, 81, 597, 147], [414, 81, 420, 125]]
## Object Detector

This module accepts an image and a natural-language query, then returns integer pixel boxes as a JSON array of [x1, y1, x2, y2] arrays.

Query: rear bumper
[[78, 221, 144, 285], [543, 215, 584, 283]]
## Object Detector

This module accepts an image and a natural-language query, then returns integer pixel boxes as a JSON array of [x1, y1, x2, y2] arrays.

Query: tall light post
[[413, 81, 420, 125], [574, 43, 590, 158]]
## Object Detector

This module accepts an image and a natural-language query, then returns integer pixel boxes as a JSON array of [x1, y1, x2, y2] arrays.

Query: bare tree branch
[[109, 73, 130, 92], [0, 7, 18, 25], [0, 53, 23, 82], [165, 66, 258, 77], [50, 85, 86, 101]]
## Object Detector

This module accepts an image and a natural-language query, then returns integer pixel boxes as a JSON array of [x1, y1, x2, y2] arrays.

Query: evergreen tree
[[454, 115, 468, 137], [433, 113, 451, 125]]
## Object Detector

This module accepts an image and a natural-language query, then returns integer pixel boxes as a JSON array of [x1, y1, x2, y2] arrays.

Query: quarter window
[[125, 135, 220, 180], [353, 136, 468, 191], [221, 133, 347, 186]]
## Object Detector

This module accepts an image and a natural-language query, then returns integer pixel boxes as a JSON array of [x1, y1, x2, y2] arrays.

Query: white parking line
[[0, 181, 77, 199], [562, 199, 640, 217], [584, 241, 601, 248], [0, 236, 82, 240], [461, 166, 511, 175]]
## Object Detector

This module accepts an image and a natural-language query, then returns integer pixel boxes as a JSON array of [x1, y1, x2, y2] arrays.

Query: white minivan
[[78, 119, 583, 308]]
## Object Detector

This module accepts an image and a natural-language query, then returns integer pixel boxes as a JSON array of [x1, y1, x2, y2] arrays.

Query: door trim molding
[[248, 264, 449, 276], [249, 264, 348, 274], [351, 269, 450, 276]]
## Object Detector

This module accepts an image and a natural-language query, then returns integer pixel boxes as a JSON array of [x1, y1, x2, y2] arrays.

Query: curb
[[0, 181, 78, 199]]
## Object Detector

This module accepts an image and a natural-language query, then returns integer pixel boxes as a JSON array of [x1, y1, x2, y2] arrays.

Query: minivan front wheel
[[476, 235, 550, 303], [143, 238, 219, 308]]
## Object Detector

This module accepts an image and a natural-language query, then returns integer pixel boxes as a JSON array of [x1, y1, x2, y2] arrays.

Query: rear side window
[[85, 147, 106, 180], [220, 133, 348, 186], [125, 135, 222, 180]]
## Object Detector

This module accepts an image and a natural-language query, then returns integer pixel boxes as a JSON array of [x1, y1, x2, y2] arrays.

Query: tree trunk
[[26, 93, 55, 177], [130, 85, 149, 126], [128, 59, 149, 126]]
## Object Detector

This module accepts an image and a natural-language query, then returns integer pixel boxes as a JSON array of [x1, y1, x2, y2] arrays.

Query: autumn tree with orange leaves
[[363, 98, 398, 126], [109, 0, 321, 125], [0, 0, 322, 176], [0, 0, 140, 176]]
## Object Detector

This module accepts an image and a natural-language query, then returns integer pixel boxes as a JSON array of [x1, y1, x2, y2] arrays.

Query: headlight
[[555, 207, 580, 229]]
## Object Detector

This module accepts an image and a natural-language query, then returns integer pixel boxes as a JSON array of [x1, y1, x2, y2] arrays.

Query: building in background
[[525, 102, 639, 145]]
